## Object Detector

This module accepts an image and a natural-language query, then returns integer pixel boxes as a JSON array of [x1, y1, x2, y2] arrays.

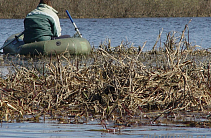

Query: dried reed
[[1, 25, 211, 127]]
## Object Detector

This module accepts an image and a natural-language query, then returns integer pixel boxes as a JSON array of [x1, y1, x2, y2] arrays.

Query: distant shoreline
[[1, 0, 211, 19]]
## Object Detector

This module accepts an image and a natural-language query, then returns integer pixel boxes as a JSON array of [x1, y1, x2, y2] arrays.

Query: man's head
[[39, 0, 52, 6]]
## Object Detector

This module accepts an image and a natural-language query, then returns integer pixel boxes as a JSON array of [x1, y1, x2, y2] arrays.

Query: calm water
[[0, 121, 210, 138], [1, 17, 211, 50], [1, 17, 211, 137]]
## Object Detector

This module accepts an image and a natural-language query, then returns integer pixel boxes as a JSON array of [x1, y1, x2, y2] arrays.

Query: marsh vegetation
[[1, 0, 211, 18], [1, 24, 211, 129]]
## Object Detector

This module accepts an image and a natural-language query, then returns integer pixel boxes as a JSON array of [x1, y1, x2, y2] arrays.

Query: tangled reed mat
[[1, 26, 211, 130]]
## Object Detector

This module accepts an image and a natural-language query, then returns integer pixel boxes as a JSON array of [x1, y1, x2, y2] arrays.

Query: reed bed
[[1, 0, 211, 18], [1, 25, 211, 128]]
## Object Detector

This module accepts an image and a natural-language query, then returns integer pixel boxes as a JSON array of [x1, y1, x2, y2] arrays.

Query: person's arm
[[48, 16, 61, 37]]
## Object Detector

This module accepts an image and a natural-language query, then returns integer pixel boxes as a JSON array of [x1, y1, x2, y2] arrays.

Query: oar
[[0, 32, 24, 50], [66, 10, 82, 38]]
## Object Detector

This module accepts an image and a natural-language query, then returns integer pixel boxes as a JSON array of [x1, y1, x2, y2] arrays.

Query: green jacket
[[23, 4, 61, 43]]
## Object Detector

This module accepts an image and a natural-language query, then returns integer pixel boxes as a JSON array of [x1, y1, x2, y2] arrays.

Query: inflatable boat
[[2, 32, 92, 55]]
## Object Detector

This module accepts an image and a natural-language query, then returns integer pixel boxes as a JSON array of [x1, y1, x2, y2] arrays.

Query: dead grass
[[0, 24, 211, 127], [1, 0, 211, 18]]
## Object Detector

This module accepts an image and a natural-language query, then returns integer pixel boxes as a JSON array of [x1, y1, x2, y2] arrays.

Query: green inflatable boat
[[2, 32, 92, 55]]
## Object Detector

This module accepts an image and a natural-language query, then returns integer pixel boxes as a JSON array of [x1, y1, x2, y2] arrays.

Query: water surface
[[0, 121, 210, 138], [1, 17, 211, 50]]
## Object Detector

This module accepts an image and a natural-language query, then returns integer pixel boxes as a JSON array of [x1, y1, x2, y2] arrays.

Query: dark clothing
[[24, 14, 56, 43], [23, 4, 61, 44]]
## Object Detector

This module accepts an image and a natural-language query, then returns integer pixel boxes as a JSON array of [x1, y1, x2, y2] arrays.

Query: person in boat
[[23, 0, 69, 44]]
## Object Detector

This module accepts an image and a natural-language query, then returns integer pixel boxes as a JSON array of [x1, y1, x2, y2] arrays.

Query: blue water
[[1, 17, 211, 51], [0, 121, 210, 138]]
